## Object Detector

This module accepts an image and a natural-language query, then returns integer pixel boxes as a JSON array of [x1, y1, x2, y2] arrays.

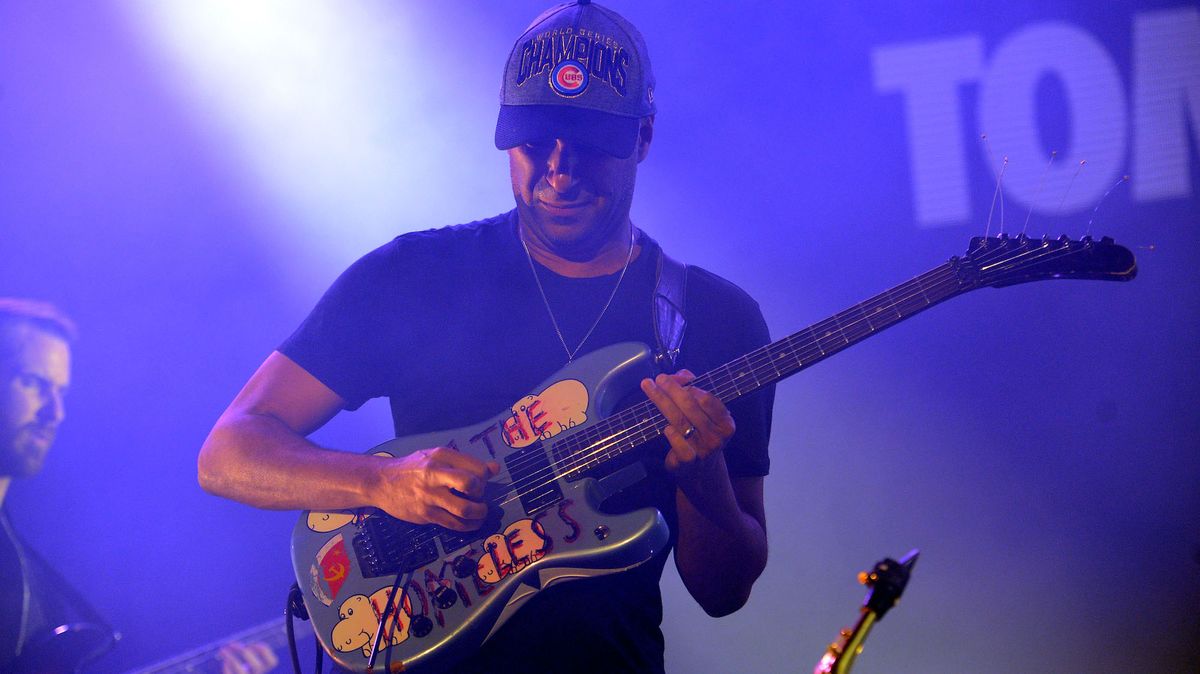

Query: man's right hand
[[373, 448, 500, 531], [200, 352, 502, 531]]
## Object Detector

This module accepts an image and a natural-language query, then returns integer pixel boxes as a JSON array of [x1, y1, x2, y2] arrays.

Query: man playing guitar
[[199, 2, 774, 671]]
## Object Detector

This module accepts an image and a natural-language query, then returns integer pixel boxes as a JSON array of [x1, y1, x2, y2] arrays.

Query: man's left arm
[[641, 372, 768, 617]]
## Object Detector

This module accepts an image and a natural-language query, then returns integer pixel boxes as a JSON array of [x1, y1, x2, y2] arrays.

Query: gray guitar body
[[291, 342, 671, 673]]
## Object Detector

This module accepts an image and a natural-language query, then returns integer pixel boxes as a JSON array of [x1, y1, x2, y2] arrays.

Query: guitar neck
[[817, 609, 879, 674], [130, 617, 298, 674], [552, 260, 968, 476], [698, 260, 964, 402]]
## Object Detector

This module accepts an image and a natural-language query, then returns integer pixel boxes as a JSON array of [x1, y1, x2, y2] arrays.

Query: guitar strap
[[652, 247, 688, 372]]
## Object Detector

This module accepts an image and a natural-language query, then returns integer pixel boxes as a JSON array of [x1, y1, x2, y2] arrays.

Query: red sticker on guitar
[[316, 534, 352, 601]]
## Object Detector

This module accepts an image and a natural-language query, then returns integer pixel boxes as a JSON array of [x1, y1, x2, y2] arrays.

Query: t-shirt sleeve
[[683, 269, 774, 478], [279, 242, 402, 410]]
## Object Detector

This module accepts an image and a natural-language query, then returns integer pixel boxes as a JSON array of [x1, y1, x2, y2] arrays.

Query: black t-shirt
[[281, 211, 773, 672], [0, 508, 114, 672]]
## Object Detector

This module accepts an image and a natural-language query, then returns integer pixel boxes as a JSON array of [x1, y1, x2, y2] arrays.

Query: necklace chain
[[520, 225, 636, 363]]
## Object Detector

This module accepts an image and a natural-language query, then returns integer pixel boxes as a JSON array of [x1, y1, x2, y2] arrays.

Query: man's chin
[[0, 440, 50, 478]]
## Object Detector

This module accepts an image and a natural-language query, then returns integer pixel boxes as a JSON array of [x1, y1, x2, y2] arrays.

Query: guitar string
[[502, 269, 966, 498], [392, 240, 1086, 552], [497, 236, 1069, 484], [487, 239, 1084, 506], [481, 240, 1065, 510], [401, 241, 1087, 556], [490, 240, 1084, 516], [394, 265, 969, 553], [497, 247, 981, 484], [486, 263, 955, 492], [498, 256, 957, 477], [505, 235, 1081, 482]]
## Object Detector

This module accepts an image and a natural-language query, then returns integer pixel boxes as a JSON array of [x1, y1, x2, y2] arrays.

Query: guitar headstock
[[814, 549, 919, 674], [956, 234, 1137, 289], [859, 548, 919, 619]]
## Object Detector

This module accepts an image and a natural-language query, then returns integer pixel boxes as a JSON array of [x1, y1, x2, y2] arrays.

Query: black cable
[[286, 583, 306, 674], [315, 632, 323, 674], [369, 569, 411, 672]]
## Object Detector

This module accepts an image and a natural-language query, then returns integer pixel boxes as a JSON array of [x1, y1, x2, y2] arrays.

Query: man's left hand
[[640, 370, 736, 488]]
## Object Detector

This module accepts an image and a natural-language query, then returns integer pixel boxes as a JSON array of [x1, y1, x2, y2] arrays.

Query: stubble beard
[[518, 190, 634, 264], [0, 428, 51, 478]]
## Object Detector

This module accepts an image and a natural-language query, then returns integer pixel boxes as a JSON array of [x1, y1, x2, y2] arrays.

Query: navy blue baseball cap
[[495, 0, 656, 159]]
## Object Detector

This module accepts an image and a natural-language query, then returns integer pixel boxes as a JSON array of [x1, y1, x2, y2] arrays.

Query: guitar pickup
[[505, 442, 563, 516], [437, 503, 505, 555]]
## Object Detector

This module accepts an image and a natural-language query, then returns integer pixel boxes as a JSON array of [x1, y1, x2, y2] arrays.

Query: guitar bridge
[[353, 514, 439, 578], [353, 500, 508, 577]]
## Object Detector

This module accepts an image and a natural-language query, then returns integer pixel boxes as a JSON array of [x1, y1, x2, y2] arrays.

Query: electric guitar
[[814, 549, 919, 674], [290, 234, 1136, 673]]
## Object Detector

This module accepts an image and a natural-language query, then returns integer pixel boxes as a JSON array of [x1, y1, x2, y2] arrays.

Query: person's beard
[[0, 425, 53, 477]]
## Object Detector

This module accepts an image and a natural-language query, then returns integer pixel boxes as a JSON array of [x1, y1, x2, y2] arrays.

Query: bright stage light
[[122, 1, 511, 290]]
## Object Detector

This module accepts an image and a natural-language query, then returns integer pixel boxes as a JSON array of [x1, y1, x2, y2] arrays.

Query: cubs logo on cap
[[550, 60, 589, 97]]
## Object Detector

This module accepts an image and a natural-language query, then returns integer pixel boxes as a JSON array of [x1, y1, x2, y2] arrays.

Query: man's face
[[508, 119, 651, 259], [0, 324, 70, 478]]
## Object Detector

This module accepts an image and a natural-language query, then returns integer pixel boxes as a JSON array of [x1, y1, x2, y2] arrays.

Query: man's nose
[[38, 389, 65, 425], [545, 139, 579, 194]]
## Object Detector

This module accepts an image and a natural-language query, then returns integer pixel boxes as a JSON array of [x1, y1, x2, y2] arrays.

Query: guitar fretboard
[[548, 261, 965, 478]]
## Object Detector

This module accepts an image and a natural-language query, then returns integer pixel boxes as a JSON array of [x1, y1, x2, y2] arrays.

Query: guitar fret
[[819, 324, 846, 354], [829, 312, 852, 345], [765, 344, 785, 378], [840, 303, 873, 339], [732, 357, 757, 394], [771, 340, 797, 374], [914, 272, 934, 306], [801, 323, 820, 357], [888, 282, 919, 317], [781, 334, 805, 371], [881, 287, 905, 320]]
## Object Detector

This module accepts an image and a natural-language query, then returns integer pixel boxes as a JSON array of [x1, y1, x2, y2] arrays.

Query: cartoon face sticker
[[476, 518, 550, 584], [332, 587, 412, 658], [307, 510, 357, 533], [501, 379, 589, 448]]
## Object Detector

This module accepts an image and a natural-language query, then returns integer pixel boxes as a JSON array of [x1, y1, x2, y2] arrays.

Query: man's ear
[[636, 115, 655, 163]]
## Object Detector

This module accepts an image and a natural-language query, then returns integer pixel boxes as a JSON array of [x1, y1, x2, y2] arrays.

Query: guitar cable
[[369, 569, 413, 672], [286, 582, 323, 674]]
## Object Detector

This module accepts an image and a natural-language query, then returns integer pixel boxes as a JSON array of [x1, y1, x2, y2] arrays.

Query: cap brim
[[495, 105, 640, 159]]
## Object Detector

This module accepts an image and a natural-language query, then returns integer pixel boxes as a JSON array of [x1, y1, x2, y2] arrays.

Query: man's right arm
[[197, 351, 496, 531]]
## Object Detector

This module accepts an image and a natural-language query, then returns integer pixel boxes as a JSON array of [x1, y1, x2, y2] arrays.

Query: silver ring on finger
[[682, 425, 698, 440]]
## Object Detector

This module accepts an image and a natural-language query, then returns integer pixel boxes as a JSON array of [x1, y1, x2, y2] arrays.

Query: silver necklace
[[521, 224, 636, 362]]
